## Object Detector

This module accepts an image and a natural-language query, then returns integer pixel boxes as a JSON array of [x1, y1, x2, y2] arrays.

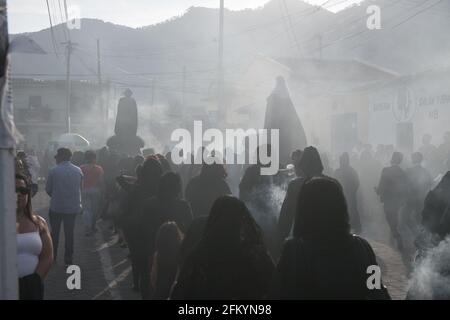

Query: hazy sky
[[8, 0, 364, 34]]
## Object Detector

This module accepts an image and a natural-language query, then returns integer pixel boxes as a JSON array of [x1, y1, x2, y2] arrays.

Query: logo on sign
[[393, 87, 415, 122]]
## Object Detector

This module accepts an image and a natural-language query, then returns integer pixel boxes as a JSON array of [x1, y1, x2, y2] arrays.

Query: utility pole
[[97, 39, 106, 135], [182, 66, 186, 120], [217, 0, 225, 126], [151, 78, 156, 118], [0, 0, 18, 299], [63, 40, 74, 133]]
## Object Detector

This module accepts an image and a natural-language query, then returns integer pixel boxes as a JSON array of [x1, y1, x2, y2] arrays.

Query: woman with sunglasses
[[16, 174, 53, 300]]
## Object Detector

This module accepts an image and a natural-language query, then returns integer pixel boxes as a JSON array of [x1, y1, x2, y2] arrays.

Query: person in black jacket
[[404, 152, 432, 237], [407, 172, 450, 300], [334, 152, 361, 234], [270, 177, 390, 300], [116, 156, 163, 296], [278, 146, 326, 252], [376, 152, 408, 251], [171, 196, 275, 300], [185, 162, 231, 218], [421, 171, 450, 240], [150, 221, 184, 300]]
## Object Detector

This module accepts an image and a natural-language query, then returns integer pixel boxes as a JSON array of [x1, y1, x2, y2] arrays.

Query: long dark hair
[[158, 172, 182, 200], [294, 177, 350, 242], [15, 173, 36, 225], [299, 146, 324, 178], [137, 156, 163, 194], [200, 163, 227, 180], [155, 221, 183, 272], [201, 196, 264, 250]]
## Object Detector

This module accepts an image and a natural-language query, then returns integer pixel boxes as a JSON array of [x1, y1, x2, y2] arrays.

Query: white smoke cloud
[[407, 236, 450, 299]]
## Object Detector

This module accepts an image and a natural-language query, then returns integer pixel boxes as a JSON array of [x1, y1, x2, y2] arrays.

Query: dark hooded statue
[[107, 88, 144, 156], [115, 88, 138, 137], [264, 76, 307, 168]]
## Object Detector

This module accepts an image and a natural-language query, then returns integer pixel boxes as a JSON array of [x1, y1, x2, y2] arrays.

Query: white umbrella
[[55, 133, 90, 150]]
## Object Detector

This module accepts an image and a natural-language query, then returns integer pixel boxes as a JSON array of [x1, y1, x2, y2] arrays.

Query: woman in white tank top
[[16, 173, 53, 300]]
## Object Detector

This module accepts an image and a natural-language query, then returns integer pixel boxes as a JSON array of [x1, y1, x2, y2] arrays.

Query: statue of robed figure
[[264, 76, 307, 168], [114, 88, 138, 137]]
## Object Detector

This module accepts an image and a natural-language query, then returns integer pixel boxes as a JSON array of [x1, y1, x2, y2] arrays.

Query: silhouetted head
[[84, 150, 97, 164], [155, 154, 172, 174], [299, 146, 323, 177], [391, 152, 403, 166], [155, 221, 183, 267], [202, 196, 264, 250], [17, 151, 26, 160], [339, 152, 350, 168], [423, 134, 432, 146], [294, 177, 350, 242], [200, 162, 227, 180], [411, 152, 423, 166], [55, 147, 72, 164], [158, 172, 182, 200], [71, 151, 84, 166], [15, 173, 33, 220], [137, 156, 163, 187], [123, 88, 133, 97], [272, 75, 290, 98]]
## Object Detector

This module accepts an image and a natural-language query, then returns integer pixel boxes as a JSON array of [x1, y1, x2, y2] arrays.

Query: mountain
[[9, 0, 450, 101]]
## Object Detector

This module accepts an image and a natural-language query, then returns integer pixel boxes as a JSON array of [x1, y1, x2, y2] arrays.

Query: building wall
[[368, 71, 450, 153], [13, 79, 111, 151]]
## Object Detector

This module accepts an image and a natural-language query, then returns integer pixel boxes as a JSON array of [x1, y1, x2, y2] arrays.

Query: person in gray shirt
[[46, 148, 83, 266]]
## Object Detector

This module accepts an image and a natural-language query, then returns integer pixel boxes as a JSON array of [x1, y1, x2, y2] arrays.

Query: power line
[[301, 0, 437, 55], [343, 0, 441, 53], [50, 0, 64, 42], [45, 0, 59, 56], [262, 0, 350, 54], [391, 0, 445, 29]]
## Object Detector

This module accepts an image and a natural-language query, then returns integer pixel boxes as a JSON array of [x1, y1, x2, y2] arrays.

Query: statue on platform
[[107, 89, 144, 156]]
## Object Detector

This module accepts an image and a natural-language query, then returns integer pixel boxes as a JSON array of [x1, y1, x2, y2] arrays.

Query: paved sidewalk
[[369, 241, 409, 300], [35, 191, 139, 300]]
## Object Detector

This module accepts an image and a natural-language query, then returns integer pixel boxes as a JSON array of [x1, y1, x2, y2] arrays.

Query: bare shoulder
[[33, 214, 49, 233]]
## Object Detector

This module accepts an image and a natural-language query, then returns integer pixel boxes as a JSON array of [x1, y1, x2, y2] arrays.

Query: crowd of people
[[12, 130, 450, 300]]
